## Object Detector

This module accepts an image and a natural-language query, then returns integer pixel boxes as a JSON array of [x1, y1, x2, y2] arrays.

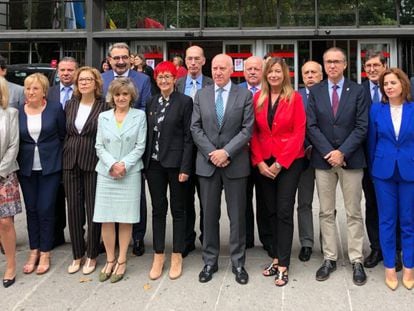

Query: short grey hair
[[108, 43, 130, 56]]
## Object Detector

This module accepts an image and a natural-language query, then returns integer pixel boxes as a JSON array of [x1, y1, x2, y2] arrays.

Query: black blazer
[[306, 78, 369, 169], [144, 91, 193, 174], [63, 96, 109, 171], [18, 101, 66, 176]]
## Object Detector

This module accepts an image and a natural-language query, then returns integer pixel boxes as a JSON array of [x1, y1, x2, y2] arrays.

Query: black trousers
[[256, 158, 304, 267], [63, 166, 101, 259], [146, 161, 187, 253], [53, 182, 66, 246], [132, 175, 147, 242], [184, 173, 204, 247]]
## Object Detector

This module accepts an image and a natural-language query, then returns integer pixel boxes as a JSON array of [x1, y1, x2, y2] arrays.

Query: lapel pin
[[346, 88, 350, 91]]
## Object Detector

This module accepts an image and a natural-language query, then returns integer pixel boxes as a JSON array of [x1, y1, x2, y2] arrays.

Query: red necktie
[[332, 85, 339, 117]]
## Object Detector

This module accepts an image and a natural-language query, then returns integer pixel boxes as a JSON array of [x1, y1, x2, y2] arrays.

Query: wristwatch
[[274, 161, 281, 169]]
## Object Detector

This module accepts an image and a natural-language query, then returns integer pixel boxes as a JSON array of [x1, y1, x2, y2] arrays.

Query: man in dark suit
[[175, 45, 213, 257], [296, 60, 323, 262], [46, 56, 78, 248], [102, 42, 151, 111], [191, 54, 254, 285], [101, 42, 152, 257], [307, 47, 369, 286], [361, 50, 403, 271], [238, 55, 272, 253]]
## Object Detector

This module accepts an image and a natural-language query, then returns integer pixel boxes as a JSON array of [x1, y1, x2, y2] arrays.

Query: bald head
[[212, 54, 233, 87], [244, 56, 263, 87], [185, 45, 206, 78], [301, 61, 323, 89]]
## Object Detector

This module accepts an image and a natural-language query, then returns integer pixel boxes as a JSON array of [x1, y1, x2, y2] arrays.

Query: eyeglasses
[[157, 75, 174, 81], [324, 60, 345, 66], [364, 63, 383, 70], [78, 77, 95, 84], [111, 55, 130, 61]]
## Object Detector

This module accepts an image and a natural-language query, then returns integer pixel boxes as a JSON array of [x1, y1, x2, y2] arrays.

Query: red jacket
[[250, 90, 306, 168]]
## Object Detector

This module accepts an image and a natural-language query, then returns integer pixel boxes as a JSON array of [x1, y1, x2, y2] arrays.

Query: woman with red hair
[[144, 61, 193, 280]]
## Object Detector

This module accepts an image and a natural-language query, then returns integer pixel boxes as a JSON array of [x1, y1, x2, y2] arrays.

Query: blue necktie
[[62, 86, 71, 108], [250, 86, 257, 95], [372, 84, 380, 103], [216, 88, 224, 127]]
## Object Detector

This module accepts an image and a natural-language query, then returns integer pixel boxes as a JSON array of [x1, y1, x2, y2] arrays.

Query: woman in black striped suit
[[63, 67, 109, 275]]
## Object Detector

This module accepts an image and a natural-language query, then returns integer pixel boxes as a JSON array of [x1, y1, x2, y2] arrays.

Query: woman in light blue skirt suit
[[93, 78, 147, 283]]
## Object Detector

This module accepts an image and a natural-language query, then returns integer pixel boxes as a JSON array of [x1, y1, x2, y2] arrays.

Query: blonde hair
[[257, 57, 294, 111], [106, 77, 138, 109], [0, 76, 9, 109], [73, 66, 103, 99], [24, 73, 49, 97]]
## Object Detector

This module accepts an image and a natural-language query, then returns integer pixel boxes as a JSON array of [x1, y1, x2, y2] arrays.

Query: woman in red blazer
[[250, 57, 306, 287]]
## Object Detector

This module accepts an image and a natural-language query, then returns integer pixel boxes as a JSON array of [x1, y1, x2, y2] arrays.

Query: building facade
[[1, 0, 414, 87]]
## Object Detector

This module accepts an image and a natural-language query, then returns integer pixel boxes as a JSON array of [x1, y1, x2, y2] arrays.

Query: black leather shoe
[[363, 250, 383, 268], [199, 264, 218, 283], [396, 252, 403, 272], [298, 247, 312, 262], [182, 243, 196, 258], [316, 260, 337, 281], [132, 240, 145, 257], [3, 277, 15, 288], [232, 266, 249, 285], [353, 262, 367, 286]]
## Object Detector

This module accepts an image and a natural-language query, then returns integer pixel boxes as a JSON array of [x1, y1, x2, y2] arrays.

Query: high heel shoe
[[385, 268, 398, 290], [23, 250, 40, 274], [3, 276, 15, 288], [385, 278, 399, 290], [110, 261, 126, 283], [99, 259, 115, 282], [402, 267, 414, 290], [82, 258, 96, 275], [149, 253, 165, 280], [68, 258, 84, 274], [36, 252, 51, 275]]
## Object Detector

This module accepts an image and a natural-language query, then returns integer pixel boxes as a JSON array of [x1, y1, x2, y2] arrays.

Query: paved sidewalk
[[1, 189, 413, 311]]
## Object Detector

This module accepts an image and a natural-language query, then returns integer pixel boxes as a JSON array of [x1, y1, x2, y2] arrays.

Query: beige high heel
[[149, 253, 165, 280]]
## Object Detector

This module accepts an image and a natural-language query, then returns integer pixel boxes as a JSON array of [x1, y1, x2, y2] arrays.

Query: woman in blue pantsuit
[[368, 68, 414, 290]]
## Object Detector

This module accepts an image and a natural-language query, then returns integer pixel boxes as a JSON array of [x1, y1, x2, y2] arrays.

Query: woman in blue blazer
[[18, 73, 66, 275], [368, 68, 414, 290], [93, 78, 147, 283]]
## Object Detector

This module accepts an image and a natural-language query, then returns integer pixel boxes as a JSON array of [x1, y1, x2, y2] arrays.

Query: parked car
[[5, 63, 59, 86]]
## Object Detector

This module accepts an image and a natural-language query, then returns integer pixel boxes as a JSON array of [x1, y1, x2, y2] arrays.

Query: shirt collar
[[186, 74, 202, 85], [113, 69, 130, 78], [215, 80, 232, 93], [247, 83, 261, 90], [328, 76, 345, 89], [60, 83, 73, 91], [369, 80, 379, 89]]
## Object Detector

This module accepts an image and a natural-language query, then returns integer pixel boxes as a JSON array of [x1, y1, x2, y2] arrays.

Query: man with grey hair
[[191, 54, 254, 285], [102, 42, 151, 110], [0, 55, 25, 109]]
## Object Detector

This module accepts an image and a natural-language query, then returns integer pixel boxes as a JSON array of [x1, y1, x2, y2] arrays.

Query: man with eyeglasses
[[102, 42, 152, 257], [361, 50, 403, 271], [176, 45, 213, 258], [47, 56, 78, 249], [307, 47, 369, 286]]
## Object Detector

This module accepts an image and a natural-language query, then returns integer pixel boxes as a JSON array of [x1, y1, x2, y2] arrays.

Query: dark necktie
[[372, 84, 380, 103], [332, 85, 339, 117]]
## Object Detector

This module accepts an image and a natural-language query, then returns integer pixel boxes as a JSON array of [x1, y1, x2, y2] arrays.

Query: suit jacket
[[63, 96, 109, 171], [18, 102, 66, 176], [368, 101, 414, 181], [7, 81, 25, 109], [190, 83, 254, 178], [306, 78, 369, 169], [298, 87, 309, 107], [102, 70, 151, 111], [250, 91, 306, 168], [175, 75, 213, 94], [46, 84, 75, 109], [95, 108, 147, 177], [144, 91, 193, 174], [0, 107, 19, 178]]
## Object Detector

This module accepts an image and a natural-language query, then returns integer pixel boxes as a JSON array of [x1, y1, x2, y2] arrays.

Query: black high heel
[[3, 276, 16, 288]]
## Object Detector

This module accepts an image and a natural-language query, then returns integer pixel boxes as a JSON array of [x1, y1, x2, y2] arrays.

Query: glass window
[[105, 0, 128, 29], [0, 42, 30, 63], [358, 0, 397, 26], [0, 1, 29, 30], [241, 0, 277, 27], [205, 0, 239, 28], [319, 0, 356, 26], [165, 0, 200, 28], [400, 0, 414, 25], [280, 0, 315, 27]]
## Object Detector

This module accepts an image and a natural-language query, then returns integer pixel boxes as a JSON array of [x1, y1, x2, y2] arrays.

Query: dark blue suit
[[18, 102, 66, 251], [102, 69, 152, 111], [368, 101, 414, 268]]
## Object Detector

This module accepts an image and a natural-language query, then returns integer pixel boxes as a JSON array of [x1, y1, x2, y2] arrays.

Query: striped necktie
[[216, 88, 224, 127]]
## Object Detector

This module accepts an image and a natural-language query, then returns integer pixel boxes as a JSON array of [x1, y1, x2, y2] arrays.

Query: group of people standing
[[0, 43, 413, 292]]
